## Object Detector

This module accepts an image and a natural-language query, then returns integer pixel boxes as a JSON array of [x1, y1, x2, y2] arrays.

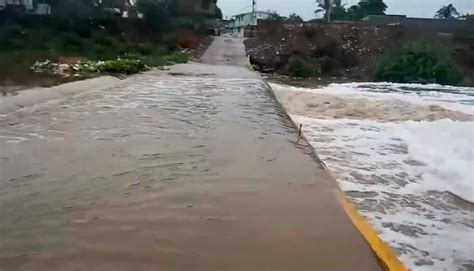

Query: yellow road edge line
[[268, 84, 408, 271], [336, 190, 408, 271]]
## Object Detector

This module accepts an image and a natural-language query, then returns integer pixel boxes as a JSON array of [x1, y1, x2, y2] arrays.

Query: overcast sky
[[220, 0, 474, 20]]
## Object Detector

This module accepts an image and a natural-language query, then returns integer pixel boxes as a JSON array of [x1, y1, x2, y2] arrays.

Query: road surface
[[0, 37, 381, 270]]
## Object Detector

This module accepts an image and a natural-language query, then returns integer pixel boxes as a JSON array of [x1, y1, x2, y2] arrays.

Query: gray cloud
[[221, 0, 474, 20]]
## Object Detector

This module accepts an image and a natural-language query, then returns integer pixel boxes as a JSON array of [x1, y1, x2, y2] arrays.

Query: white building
[[228, 11, 272, 37]]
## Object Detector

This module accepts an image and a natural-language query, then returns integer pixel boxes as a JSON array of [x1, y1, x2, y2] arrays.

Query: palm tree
[[315, 0, 332, 22], [435, 4, 460, 19]]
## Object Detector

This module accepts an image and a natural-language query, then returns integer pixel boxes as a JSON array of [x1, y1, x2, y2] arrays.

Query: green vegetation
[[287, 56, 330, 78], [136, 0, 173, 30], [43, 0, 223, 21], [0, 16, 194, 76], [0, 0, 223, 77], [98, 59, 148, 74], [314, 0, 331, 21], [32, 59, 150, 75], [30, 49, 192, 75], [374, 42, 462, 85], [435, 4, 460, 19], [130, 49, 192, 66], [288, 13, 304, 23], [215, 7, 223, 20]]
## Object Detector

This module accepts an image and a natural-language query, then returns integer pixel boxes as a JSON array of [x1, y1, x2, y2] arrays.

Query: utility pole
[[327, 5, 331, 22], [252, 0, 256, 14]]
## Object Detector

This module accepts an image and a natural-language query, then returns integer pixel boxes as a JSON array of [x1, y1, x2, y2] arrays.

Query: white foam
[[293, 115, 474, 270], [397, 121, 474, 202], [275, 82, 474, 270], [270, 82, 474, 115]]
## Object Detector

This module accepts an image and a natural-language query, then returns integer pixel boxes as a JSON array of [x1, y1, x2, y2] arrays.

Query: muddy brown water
[[0, 68, 91, 96], [0, 37, 381, 270]]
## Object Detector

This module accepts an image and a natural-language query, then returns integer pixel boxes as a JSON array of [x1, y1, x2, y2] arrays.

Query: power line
[[232, 4, 252, 15]]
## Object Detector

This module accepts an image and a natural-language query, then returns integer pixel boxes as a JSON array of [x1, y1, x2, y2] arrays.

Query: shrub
[[165, 50, 192, 64], [287, 57, 330, 78], [98, 59, 148, 74], [62, 32, 84, 47], [126, 49, 191, 67], [374, 42, 462, 85], [94, 35, 115, 47]]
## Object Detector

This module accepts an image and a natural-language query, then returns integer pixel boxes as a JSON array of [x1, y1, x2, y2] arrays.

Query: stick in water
[[297, 124, 303, 143]]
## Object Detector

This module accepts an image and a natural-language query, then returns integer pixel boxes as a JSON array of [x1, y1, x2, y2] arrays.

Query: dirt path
[[0, 37, 381, 270]]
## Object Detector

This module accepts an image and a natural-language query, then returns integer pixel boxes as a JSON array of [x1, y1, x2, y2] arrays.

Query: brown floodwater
[[0, 63, 97, 96], [0, 37, 381, 271], [0, 67, 92, 96]]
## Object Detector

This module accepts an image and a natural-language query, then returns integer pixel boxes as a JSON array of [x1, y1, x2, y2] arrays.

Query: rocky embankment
[[244, 21, 474, 85]]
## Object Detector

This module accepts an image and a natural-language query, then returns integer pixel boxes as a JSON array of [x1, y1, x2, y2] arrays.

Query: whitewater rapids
[[271, 82, 474, 271]]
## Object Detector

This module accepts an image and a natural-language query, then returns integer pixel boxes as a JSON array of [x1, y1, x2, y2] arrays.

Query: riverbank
[[245, 21, 474, 86], [0, 15, 210, 94], [270, 81, 474, 270], [0, 76, 123, 114]]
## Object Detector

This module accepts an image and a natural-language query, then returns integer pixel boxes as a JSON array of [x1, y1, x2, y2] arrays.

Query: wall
[[365, 16, 474, 35], [233, 13, 255, 28]]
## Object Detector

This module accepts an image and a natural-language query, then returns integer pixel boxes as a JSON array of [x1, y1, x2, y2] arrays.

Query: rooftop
[[233, 11, 272, 17]]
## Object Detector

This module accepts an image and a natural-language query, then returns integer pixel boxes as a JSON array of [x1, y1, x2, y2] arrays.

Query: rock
[[58, 64, 71, 74]]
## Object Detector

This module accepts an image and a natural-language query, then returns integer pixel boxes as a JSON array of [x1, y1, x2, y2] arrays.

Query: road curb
[[265, 81, 408, 271], [335, 190, 408, 271]]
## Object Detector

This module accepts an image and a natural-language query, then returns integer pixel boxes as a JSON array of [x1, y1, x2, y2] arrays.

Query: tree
[[288, 13, 304, 23], [99, 0, 132, 16], [315, 0, 348, 22], [267, 10, 283, 20], [136, 0, 172, 29], [215, 7, 223, 19], [435, 4, 460, 20], [46, 0, 98, 18], [331, 0, 347, 21], [314, 0, 332, 22], [358, 0, 387, 17], [346, 5, 363, 21]]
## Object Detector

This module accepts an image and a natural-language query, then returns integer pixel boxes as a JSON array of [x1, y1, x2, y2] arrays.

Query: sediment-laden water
[[0, 63, 381, 271], [272, 82, 474, 271]]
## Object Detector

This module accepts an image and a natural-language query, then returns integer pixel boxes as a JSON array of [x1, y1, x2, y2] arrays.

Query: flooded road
[[0, 38, 381, 270]]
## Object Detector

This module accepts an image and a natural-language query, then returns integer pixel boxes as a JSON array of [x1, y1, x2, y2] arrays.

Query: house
[[228, 11, 272, 37]]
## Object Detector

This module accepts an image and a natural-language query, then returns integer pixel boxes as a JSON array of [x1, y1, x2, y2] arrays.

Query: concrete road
[[199, 36, 249, 66], [0, 37, 381, 270]]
